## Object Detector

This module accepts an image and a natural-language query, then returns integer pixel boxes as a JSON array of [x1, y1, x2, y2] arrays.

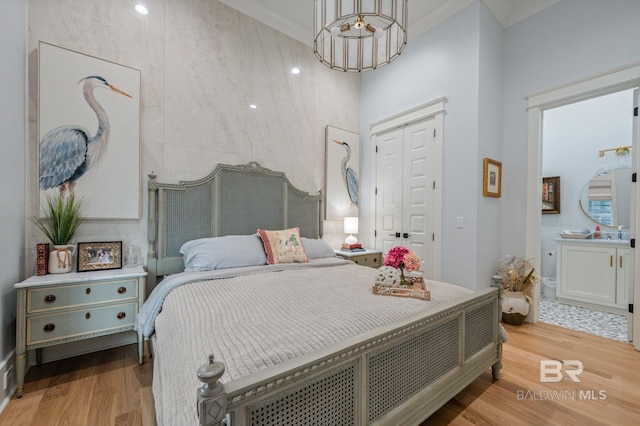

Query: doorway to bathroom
[[526, 62, 640, 350], [539, 88, 636, 342]]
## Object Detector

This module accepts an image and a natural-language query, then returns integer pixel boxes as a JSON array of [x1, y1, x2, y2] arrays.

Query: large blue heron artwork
[[38, 41, 141, 219], [39, 76, 132, 199]]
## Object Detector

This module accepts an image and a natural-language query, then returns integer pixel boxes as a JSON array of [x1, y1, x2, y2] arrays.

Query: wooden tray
[[372, 277, 430, 300]]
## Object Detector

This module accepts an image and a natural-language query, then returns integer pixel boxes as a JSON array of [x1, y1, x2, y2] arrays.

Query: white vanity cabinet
[[616, 247, 631, 307], [556, 239, 630, 314]]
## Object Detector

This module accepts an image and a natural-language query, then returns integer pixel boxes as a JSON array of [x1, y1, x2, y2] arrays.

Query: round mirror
[[579, 168, 631, 228]]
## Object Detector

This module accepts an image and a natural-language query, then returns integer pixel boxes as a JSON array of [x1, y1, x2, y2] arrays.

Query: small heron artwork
[[332, 138, 359, 208], [325, 125, 360, 219], [39, 75, 133, 199]]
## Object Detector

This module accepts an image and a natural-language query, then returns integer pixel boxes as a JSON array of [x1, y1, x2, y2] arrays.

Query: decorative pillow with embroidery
[[258, 227, 309, 264]]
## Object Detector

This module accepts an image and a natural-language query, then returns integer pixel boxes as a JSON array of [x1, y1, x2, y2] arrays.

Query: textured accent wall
[[26, 0, 360, 274]]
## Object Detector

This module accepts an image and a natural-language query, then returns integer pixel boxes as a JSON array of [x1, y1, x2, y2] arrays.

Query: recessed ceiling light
[[291, 67, 301, 75], [135, 4, 149, 15], [250, 104, 257, 109]]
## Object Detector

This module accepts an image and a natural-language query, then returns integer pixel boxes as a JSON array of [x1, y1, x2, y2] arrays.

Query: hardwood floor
[[1, 322, 638, 425], [0, 343, 154, 426], [426, 322, 640, 425]]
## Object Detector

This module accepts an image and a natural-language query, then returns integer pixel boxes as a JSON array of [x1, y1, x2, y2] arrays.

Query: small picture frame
[[77, 241, 123, 272], [483, 157, 502, 198], [542, 176, 561, 214]]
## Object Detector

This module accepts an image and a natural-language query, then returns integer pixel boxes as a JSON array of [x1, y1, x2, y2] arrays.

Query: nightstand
[[14, 266, 146, 398], [335, 249, 382, 268]]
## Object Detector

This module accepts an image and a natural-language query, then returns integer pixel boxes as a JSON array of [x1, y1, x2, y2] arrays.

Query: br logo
[[539, 360, 583, 383]]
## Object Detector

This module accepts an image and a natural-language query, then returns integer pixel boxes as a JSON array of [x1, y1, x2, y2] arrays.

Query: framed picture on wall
[[483, 157, 502, 198], [542, 176, 560, 214], [325, 125, 360, 219], [38, 41, 141, 219]]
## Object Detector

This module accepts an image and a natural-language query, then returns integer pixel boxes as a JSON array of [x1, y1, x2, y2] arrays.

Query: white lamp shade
[[344, 217, 359, 234]]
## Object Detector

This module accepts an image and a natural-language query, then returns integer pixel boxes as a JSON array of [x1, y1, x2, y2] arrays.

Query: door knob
[[403, 233, 410, 239]]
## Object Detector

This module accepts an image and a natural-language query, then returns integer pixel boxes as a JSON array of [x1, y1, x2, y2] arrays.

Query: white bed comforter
[[141, 258, 474, 424]]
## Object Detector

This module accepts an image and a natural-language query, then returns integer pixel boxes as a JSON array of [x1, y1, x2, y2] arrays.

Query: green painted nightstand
[[335, 249, 382, 268], [14, 266, 146, 397]]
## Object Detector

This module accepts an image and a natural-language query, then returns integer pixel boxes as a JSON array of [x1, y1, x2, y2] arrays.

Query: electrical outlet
[[3, 366, 13, 390], [456, 216, 464, 228]]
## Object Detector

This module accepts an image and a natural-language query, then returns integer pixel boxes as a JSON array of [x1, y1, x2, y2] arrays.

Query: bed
[[139, 162, 502, 426]]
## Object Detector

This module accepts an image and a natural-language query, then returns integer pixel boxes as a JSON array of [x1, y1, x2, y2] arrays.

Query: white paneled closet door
[[375, 118, 437, 279]]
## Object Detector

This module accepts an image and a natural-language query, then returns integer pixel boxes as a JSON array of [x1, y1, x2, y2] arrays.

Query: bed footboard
[[197, 355, 227, 426], [196, 287, 501, 426]]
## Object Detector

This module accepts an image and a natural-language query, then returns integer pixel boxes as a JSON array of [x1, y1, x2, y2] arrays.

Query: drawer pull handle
[[44, 294, 56, 303], [117, 312, 126, 320], [117, 286, 127, 294], [85, 312, 91, 320], [43, 323, 55, 333], [86, 288, 91, 295]]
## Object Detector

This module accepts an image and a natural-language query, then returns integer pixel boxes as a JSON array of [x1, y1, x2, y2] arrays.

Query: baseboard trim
[[0, 350, 17, 416]]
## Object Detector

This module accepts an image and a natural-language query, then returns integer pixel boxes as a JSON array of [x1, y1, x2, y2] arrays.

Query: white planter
[[502, 290, 530, 325], [48, 244, 76, 274]]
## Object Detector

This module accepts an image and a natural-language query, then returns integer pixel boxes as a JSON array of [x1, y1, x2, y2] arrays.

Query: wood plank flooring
[[1, 322, 638, 425], [0, 343, 154, 426]]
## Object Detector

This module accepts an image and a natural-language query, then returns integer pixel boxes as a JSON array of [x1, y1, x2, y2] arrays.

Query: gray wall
[[362, 0, 640, 289], [0, 0, 27, 404], [23, 0, 359, 361], [5, 0, 640, 389], [26, 0, 360, 274], [361, 2, 504, 290], [502, 0, 640, 259]]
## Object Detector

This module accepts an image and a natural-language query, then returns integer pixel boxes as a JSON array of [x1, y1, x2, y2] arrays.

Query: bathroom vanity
[[555, 238, 631, 315]]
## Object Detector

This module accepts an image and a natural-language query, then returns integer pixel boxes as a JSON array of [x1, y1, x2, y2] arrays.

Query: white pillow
[[301, 237, 337, 259], [179, 234, 268, 272]]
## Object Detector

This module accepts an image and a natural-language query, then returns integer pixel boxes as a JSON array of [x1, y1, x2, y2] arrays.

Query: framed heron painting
[[38, 41, 141, 219], [325, 125, 360, 220]]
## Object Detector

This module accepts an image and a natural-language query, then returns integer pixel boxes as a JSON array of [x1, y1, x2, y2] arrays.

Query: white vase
[[48, 244, 76, 274], [502, 290, 530, 325]]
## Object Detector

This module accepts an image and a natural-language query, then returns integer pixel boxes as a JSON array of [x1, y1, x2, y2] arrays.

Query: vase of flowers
[[384, 246, 422, 287], [31, 194, 86, 274], [496, 255, 539, 325]]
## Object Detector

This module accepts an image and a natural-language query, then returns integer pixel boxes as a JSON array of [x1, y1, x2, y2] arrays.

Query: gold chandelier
[[314, 0, 408, 72]]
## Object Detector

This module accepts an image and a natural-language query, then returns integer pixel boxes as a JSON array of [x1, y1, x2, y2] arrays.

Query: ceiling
[[218, 0, 561, 46]]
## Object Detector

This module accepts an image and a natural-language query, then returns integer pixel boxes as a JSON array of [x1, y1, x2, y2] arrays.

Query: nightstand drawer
[[353, 254, 381, 268], [27, 302, 137, 346], [27, 279, 138, 313]]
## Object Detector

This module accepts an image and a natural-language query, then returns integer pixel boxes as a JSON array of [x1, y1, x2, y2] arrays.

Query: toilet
[[542, 277, 557, 299]]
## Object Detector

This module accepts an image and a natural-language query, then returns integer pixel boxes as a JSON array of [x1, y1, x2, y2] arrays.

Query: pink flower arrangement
[[384, 246, 408, 268], [403, 252, 421, 272], [384, 246, 421, 272]]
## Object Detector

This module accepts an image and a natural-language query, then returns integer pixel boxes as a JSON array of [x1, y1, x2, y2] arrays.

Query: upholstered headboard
[[146, 162, 322, 288]]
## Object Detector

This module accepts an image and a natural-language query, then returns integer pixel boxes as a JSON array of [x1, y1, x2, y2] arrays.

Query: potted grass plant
[[496, 255, 539, 325], [32, 194, 86, 273]]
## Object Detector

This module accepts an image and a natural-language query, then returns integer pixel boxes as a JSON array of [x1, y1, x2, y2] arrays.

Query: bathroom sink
[[559, 230, 593, 239]]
